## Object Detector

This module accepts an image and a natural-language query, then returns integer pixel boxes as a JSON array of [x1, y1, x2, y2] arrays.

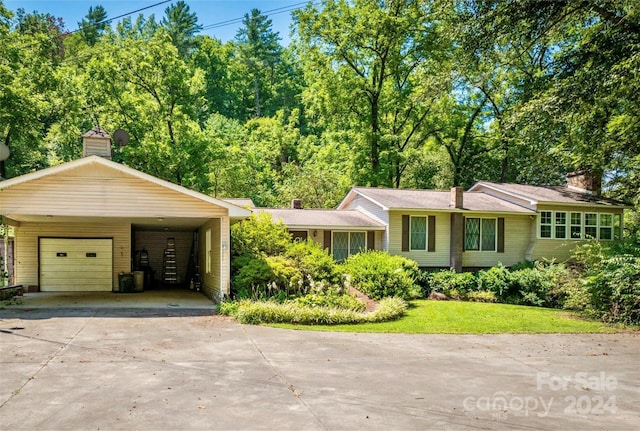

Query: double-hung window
[[555, 212, 567, 239], [540, 211, 552, 238], [465, 218, 496, 251], [599, 214, 613, 240], [584, 213, 598, 239], [570, 212, 582, 239]]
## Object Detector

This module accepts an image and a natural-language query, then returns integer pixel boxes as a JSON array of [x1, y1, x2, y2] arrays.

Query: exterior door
[[39, 238, 113, 291]]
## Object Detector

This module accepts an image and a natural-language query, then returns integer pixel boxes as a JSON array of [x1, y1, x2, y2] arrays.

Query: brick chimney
[[566, 169, 601, 196], [450, 187, 464, 209], [82, 126, 111, 159], [291, 199, 303, 209]]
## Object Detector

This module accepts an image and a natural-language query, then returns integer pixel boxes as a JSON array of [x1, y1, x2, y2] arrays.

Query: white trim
[[338, 189, 389, 211], [463, 217, 497, 252], [409, 215, 428, 251], [331, 230, 367, 261]]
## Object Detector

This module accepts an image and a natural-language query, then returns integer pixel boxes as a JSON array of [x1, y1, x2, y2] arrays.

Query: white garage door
[[40, 238, 113, 292]]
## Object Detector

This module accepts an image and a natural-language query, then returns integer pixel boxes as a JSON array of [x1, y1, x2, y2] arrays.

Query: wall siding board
[[15, 222, 130, 289], [389, 211, 450, 267], [341, 195, 389, 249], [462, 214, 531, 267], [2, 174, 226, 218]]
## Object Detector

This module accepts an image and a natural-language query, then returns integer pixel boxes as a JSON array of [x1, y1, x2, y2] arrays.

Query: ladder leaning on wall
[[162, 237, 178, 285]]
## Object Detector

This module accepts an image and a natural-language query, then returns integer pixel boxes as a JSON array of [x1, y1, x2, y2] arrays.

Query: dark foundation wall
[[133, 230, 193, 287]]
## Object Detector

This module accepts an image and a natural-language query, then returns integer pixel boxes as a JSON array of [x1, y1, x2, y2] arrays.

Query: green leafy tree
[[77, 5, 108, 46], [295, 0, 452, 187], [160, 1, 202, 58]]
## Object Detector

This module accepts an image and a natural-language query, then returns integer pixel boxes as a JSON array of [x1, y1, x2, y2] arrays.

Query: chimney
[[450, 187, 464, 209], [566, 169, 601, 196], [291, 199, 303, 209], [82, 126, 111, 159]]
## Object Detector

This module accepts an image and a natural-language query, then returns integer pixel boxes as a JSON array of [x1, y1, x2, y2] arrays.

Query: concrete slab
[[1, 290, 215, 313], [0, 311, 638, 430]]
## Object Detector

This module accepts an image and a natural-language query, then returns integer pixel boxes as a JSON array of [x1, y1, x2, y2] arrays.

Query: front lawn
[[272, 300, 631, 334]]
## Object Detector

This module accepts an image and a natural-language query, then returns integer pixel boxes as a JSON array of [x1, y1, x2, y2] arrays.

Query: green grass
[[272, 300, 631, 334]]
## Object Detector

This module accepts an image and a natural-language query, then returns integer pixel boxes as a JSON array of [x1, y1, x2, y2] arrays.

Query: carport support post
[[1, 222, 8, 286]]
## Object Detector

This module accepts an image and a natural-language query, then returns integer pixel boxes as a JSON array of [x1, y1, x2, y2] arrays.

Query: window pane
[[614, 214, 622, 240], [541, 211, 552, 224], [571, 212, 581, 225], [585, 213, 598, 226], [585, 213, 598, 238], [600, 227, 612, 240], [410, 216, 426, 250], [555, 212, 566, 225], [333, 232, 349, 262], [541, 225, 552, 238], [465, 218, 480, 250], [600, 214, 612, 227], [540, 211, 552, 238], [350, 232, 366, 254], [481, 219, 496, 251], [585, 226, 597, 238]]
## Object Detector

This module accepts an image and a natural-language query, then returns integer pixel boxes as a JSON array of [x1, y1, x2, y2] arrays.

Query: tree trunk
[[370, 94, 380, 186]]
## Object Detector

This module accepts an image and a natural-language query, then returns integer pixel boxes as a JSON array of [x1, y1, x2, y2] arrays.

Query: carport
[[0, 150, 250, 302]]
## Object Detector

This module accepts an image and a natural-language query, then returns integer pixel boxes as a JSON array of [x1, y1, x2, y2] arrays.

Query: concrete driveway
[[0, 307, 638, 430]]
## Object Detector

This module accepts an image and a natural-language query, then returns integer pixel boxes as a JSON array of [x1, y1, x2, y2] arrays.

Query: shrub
[[477, 264, 512, 300], [574, 239, 640, 325], [466, 290, 497, 303], [341, 251, 421, 300], [232, 255, 302, 299], [428, 269, 477, 299], [285, 240, 343, 288], [231, 212, 292, 259], [292, 289, 366, 312], [224, 297, 407, 325]]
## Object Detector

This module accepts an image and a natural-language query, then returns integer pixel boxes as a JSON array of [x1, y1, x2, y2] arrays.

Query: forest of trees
[[0, 0, 638, 214]]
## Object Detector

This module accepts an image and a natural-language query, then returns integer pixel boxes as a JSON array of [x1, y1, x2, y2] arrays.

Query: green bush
[[466, 290, 497, 302], [341, 251, 421, 300], [477, 264, 512, 300], [285, 240, 343, 288], [224, 297, 407, 325], [292, 289, 365, 312], [232, 255, 303, 299], [231, 212, 292, 259], [428, 269, 477, 299], [575, 239, 640, 325]]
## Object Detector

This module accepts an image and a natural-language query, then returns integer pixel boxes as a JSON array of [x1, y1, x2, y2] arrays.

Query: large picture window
[[410, 216, 427, 250], [465, 218, 496, 251], [332, 231, 366, 261]]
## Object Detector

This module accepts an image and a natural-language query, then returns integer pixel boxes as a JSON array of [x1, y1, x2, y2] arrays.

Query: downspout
[[525, 214, 538, 261]]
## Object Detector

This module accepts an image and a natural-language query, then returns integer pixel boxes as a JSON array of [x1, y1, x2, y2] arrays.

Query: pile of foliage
[[220, 296, 407, 325], [424, 238, 640, 325]]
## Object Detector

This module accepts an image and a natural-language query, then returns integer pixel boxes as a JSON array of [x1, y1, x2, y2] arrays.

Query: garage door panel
[[40, 239, 113, 292]]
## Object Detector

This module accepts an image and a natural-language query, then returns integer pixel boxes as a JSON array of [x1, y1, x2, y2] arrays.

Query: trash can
[[133, 271, 144, 292], [118, 273, 134, 293]]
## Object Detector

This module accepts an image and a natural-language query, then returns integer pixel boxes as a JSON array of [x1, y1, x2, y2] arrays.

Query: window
[[614, 214, 622, 240], [290, 231, 308, 242], [585, 213, 598, 239], [540, 211, 552, 238], [205, 228, 212, 274], [570, 212, 582, 239], [555, 212, 567, 239], [410, 216, 427, 250], [599, 214, 613, 240], [332, 231, 366, 261], [465, 218, 496, 251]]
